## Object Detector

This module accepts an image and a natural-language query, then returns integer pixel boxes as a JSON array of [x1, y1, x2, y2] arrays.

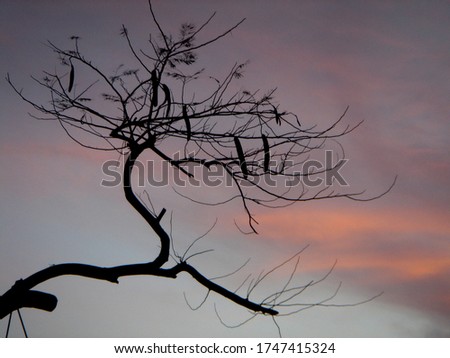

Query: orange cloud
[[254, 204, 450, 280], [258, 205, 450, 242]]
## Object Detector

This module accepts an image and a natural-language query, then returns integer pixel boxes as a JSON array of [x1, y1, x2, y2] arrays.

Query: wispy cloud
[[256, 204, 450, 317]]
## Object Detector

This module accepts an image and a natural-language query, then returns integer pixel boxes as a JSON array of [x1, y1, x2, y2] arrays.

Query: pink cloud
[[249, 203, 450, 316], [252, 204, 450, 279]]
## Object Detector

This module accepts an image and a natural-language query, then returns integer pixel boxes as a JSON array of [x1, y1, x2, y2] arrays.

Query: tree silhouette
[[1, 1, 393, 333]]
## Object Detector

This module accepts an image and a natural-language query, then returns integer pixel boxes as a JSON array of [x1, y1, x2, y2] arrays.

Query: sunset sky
[[1, 0, 449, 337]]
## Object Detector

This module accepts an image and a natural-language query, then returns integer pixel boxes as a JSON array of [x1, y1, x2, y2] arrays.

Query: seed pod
[[182, 105, 191, 141], [234, 136, 248, 179], [161, 83, 171, 118], [151, 69, 159, 107], [262, 134, 270, 172], [68, 61, 74, 92], [273, 105, 281, 125]]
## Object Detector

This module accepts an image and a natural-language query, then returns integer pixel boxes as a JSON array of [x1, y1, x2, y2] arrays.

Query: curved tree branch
[[121, 143, 170, 267], [0, 260, 277, 320]]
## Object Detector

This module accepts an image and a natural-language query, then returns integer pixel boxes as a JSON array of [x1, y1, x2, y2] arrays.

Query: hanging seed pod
[[182, 105, 191, 141], [161, 83, 171, 118], [151, 69, 159, 107], [272, 105, 281, 125], [234, 136, 248, 179], [68, 61, 74, 92], [262, 134, 270, 172]]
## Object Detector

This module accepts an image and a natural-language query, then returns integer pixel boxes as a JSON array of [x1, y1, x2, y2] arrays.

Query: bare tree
[[1, 1, 393, 334]]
